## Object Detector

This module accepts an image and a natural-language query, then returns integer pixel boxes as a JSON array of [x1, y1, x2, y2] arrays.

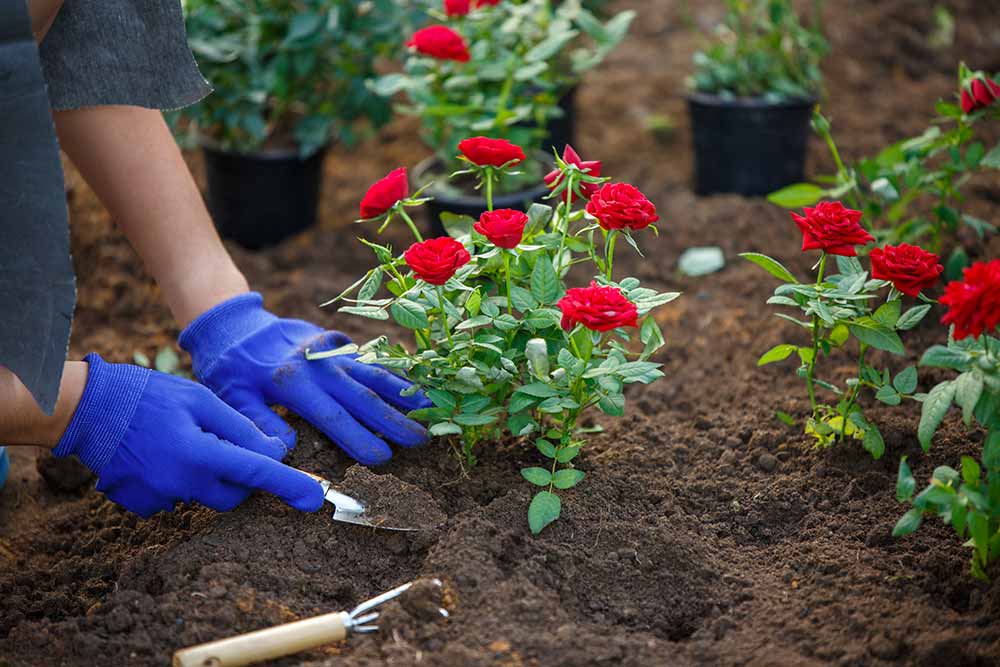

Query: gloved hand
[[54, 353, 324, 518], [179, 293, 430, 465]]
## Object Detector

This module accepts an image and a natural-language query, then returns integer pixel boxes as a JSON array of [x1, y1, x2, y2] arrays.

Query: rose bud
[[940, 259, 1000, 340], [960, 75, 1000, 114], [474, 209, 528, 249], [791, 201, 873, 256], [869, 243, 943, 297], [458, 136, 526, 167], [359, 167, 409, 219], [544, 145, 602, 201], [406, 25, 471, 63], [585, 182, 659, 232], [404, 237, 472, 285], [557, 281, 639, 332], [443, 0, 471, 16]]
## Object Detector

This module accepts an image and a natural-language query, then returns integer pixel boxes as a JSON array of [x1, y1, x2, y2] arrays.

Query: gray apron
[[1, 0, 210, 414]]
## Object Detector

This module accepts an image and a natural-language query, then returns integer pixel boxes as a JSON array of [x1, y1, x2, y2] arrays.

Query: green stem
[[553, 173, 576, 274], [398, 209, 424, 242], [806, 253, 828, 416], [485, 169, 494, 212], [436, 285, 453, 347], [839, 343, 867, 442], [503, 251, 513, 314], [605, 231, 618, 281]]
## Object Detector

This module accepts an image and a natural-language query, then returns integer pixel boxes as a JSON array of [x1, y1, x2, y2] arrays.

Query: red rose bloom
[[791, 201, 873, 256], [960, 76, 1000, 114], [544, 144, 602, 201], [558, 282, 638, 332], [940, 259, 1000, 340], [474, 209, 528, 249], [585, 182, 659, 231], [443, 0, 471, 16], [404, 237, 471, 285], [406, 26, 470, 62], [869, 243, 943, 297], [359, 167, 409, 219], [458, 136, 525, 167]]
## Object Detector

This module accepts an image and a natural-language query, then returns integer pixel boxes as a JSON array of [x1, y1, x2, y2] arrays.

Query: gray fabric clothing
[[39, 0, 211, 111], [0, 0, 76, 414]]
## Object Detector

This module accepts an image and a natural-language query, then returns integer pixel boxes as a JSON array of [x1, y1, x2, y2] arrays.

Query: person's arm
[[53, 105, 249, 327], [0, 361, 85, 447], [27, 0, 63, 42]]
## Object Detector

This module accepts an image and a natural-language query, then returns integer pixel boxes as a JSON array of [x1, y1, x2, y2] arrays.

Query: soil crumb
[[334, 465, 447, 531], [36, 453, 94, 493]]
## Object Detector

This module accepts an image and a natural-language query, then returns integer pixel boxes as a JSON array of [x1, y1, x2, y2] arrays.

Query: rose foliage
[[319, 143, 678, 534]]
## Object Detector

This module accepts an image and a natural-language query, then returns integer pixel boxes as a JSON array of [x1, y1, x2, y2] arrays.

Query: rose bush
[[406, 25, 471, 62], [319, 139, 678, 533], [744, 201, 940, 454]]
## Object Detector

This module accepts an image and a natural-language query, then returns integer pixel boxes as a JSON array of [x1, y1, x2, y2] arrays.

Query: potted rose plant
[[319, 138, 677, 534], [687, 0, 827, 196], [370, 0, 634, 230], [173, 0, 410, 248]]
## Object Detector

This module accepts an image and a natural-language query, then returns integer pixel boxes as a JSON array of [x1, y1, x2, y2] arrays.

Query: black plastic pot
[[688, 92, 814, 197], [413, 157, 551, 238], [202, 143, 328, 249]]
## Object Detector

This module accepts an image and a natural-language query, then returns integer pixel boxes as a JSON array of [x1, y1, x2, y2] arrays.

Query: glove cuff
[[54, 353, 149, 475], [178, 292, 277, 379]]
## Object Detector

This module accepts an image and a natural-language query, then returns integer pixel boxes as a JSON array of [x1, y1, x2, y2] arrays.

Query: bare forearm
[[54, 106, 249, 327], [28, 0, 63, 41], [0, 361, 87, 447]]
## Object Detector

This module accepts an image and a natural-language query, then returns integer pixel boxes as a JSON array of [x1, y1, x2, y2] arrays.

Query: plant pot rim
[[412, 154, 552, 208], [686, 91, 817, 109], [200, 138, 331, 161]]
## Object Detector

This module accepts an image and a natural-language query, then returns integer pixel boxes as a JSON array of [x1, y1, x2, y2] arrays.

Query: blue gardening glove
[[54, 353, 324, 518], [179, 293, 430, 465]]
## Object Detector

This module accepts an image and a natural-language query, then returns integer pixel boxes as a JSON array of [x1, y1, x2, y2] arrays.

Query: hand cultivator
[[173, 579, 448, 667]]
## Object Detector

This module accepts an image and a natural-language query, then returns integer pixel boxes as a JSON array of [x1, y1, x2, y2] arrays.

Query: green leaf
[[528, 491, 561, 534], [862, 422, 885, 460], [524, 29, 579, 63], [455, 315, 493, 331], [961, 456, 981, 485], [515, 382, 559, 398], [892, 508, 923, 536], [154, 347, 180, 374], [873, 300, 902, 329], [357, 269, 383, 302], [893, 366, 918, 394], [739, 252, 799, 284], [133, 351, 151, 367], [426, 389, 457, 411], [981, 140, 1000, 169], [521, 467, 552, 486], [896, 457, 915, 501], [829, 324, 850, 346], [465, 289, 482, 316], [552, 469, 585, 489], [510, 286, 538, 312], [970, 513, 989, 565], [286, 12, 324, 42], [876, 385, 902, 406], [390, 299, 430, 329], [954, 371, 984, 426], [758, 344, 798, 366], [848, 322, 905, 355], [530, 256, 562, 304], [983, 431, 1000, 471], [536, 439, 556, 458], [598, 393, 625, 416], [896, 304, 931, 331], [918, 381, 956, 451], [429, 422, 463, 437], [454, 413, 498, 426], [919, 345, 972, 371], [440, 212, 475, 239], [767, 183, 825, 208], [556, 446, 581, 463]]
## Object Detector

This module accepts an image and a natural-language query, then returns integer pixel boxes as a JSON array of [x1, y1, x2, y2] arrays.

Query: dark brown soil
[[3, 1, 1000, 666], [331, 465, 447, 531]]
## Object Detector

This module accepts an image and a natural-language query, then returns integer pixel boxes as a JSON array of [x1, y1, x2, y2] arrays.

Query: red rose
[[557, 281, 638, 332], [406, 26, 470, 62], [443, 0, 471, 16], [940, 259, 1000, 340], [404, 237, 471, 285], [474, 209, 528, 248], [869, 243, 942, 297], [544, 145, 602, 201], [585, 182, 659, 231], [960, 76, 1000, 114], [476, 0, 501, 6], [359, 167, 409, 219], [458, 136, 525, 167], [791, 201, 873, 256]]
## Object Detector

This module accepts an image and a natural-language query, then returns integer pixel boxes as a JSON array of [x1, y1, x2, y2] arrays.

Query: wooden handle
[[172, 610, 350, 667]]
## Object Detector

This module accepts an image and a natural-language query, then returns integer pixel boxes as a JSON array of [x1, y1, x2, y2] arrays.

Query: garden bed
[[3, 1, 1000, 665]]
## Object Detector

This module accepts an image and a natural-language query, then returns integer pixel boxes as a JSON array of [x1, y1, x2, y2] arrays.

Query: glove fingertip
[[293, 480, 326, 513]]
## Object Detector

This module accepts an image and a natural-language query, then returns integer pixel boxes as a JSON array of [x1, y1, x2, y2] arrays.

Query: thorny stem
[[398, 209, 424, 242], [605, 231, 619, 281], [806, 253, 828, 416], [503, 251, 513, 314], [554, 172, 577, 274], [436, 285, 453, 347]]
